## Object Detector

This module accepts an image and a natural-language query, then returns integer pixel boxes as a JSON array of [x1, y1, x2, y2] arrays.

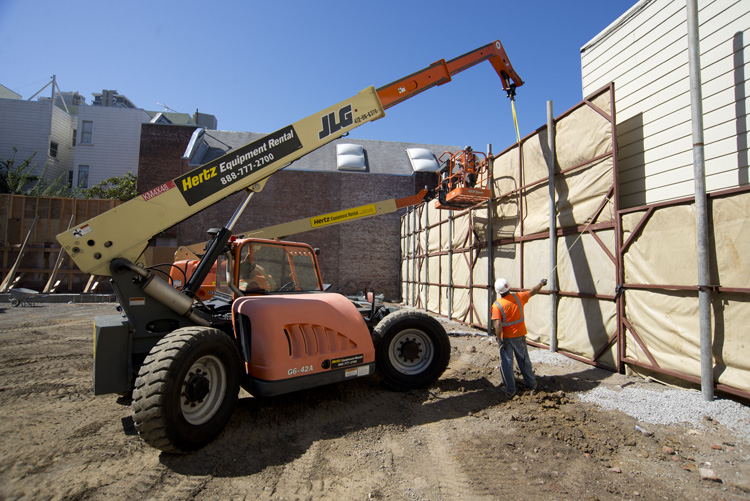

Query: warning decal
[[331, 354, 364, 369], [72, 224, 93, 239]]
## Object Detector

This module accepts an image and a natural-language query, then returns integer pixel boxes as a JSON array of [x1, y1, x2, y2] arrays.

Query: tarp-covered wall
[[401, 83, 750, 398], [402, 85, 619, 370]]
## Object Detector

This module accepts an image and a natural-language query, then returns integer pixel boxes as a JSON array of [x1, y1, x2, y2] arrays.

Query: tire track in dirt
[[2, 316, 98, 333], [272, 440, 339, 499], [89, 459, 215, 500], [139, 470, 214, 500], [419, 421, 485, 498], [405, 362, 505, 500], [0, 353, 91, 400]]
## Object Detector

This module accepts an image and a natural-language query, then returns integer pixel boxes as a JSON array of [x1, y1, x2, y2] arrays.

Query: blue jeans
[[498, 335, 535, 395]]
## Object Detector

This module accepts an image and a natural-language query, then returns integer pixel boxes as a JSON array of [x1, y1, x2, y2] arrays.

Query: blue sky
[[0, 0, 637, 151]]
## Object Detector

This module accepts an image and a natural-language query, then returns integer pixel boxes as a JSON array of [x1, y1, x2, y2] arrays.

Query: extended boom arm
[[57, 40, 522, 276]]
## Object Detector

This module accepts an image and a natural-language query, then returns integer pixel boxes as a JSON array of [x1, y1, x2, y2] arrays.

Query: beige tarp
[[492, 145, 520, 197], [556, 296, 617, 366], [623, 192, 750, 287], [557, 230, 617, 296], [622, 191, 750, 391], [555, 99, 613, 170], [711, 193, 750, 289], [472, 286, 490, 327], [623, 205, 697, 286], [556, 157, 616, 227], [452, 252, 472, 320], [493, 242, 521, 289], [453, 213, 471, 248]]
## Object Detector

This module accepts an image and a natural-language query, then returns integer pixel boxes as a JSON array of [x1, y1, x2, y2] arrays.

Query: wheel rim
[[180, 354, 227, 426], [388, 328, 434, 375]]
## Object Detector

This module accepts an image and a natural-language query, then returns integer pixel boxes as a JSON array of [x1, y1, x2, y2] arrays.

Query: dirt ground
[[1, 302, 749, 500]]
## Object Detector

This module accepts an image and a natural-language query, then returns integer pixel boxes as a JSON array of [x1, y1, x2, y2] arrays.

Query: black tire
[[10, 298, 20, 307], [372, 309, 450, 391], [131, 327, 240, 454]]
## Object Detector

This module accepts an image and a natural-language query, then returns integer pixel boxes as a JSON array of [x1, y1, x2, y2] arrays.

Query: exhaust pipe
[[120, 263, 210, 326]]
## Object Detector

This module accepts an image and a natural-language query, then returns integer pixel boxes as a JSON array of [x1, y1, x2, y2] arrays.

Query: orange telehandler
[[56, 41, 522, 453]]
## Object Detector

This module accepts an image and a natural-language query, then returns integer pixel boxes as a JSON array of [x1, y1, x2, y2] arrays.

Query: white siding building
[[1, 89, 172, 189], [73, 106, 151, 187], [0, 99, 76, 185], [581, 0, 748, 208]]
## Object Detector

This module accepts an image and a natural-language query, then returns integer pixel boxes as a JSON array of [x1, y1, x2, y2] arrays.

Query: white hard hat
[[495, 278, 510, 294]]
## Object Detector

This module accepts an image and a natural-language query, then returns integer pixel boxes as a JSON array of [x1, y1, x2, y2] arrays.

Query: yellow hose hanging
[[511, 98, 521, 144]]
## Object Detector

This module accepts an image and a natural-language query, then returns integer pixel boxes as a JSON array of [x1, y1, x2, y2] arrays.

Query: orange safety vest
[[492, 292, 529, 339]]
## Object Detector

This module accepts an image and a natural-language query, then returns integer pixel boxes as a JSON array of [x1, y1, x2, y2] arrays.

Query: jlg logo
[[318, 104, 353, 140]]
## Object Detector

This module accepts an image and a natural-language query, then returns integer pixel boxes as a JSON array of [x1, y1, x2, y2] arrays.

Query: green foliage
[[1, 147, 38, 193], [1, 148, 138, 201], [83, 172, 138, 202], [0, 147, 75, 197]]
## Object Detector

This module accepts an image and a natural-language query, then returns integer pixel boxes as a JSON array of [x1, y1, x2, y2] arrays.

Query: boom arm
[[375, 40, 522, 109], [57, 40, 522, 276], [173, 188, 433, 261]]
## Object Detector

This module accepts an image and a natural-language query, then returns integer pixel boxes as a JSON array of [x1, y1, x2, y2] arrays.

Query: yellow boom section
[[173, 189, 430, 261]]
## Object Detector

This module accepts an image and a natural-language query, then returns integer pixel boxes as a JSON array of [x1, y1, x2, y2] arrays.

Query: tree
[[0, 148, 73, 197], [1, 148, 138, 201], [84, 172, 138, 202], [1, 148, 39, 194]]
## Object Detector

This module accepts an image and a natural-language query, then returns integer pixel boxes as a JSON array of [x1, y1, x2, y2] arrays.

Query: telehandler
[[56, 40, 522, 453]]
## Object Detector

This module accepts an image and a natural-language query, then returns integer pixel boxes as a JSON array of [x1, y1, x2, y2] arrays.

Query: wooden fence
[[0, 195, 120, 292]]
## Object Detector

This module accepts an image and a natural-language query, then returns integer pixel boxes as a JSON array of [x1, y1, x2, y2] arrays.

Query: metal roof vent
[[336, 143, 366, 171], [406, 148, 439, 172]]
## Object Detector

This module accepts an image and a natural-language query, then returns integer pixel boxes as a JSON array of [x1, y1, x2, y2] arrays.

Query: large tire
[[132, 327, 240, 454], [372, 309, 450, 391]]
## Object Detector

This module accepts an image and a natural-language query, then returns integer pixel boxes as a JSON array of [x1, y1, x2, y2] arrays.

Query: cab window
[[237, 241, 321, 293], [215, 254, 232, 297]]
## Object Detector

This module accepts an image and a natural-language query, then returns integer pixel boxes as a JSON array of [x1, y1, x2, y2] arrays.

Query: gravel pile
[[529, 349, 576, 368], [578, 385, 750, 446]]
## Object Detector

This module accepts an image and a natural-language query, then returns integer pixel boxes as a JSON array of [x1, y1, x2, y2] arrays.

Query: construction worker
[[492, 277, 547, 397]]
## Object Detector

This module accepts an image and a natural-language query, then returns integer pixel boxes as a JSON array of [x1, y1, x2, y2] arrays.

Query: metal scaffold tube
[[686, 0, 713, 401], [547, 101, 558, 353], [487, 144, 494, 338], [448, 212, 453, 320]]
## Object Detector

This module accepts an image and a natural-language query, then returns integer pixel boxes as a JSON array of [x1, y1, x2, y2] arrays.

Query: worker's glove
[[540, 278, 547, 286]]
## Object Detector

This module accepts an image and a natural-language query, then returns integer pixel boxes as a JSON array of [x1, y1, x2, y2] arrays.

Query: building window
[[49, 141, 58, 158], [77, 165, 90, 189], [72, 130, 77, 147], [80, 121, 93, 144]]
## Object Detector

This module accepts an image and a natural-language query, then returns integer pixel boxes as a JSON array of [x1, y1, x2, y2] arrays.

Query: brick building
[[138, 124, 457, 300]]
